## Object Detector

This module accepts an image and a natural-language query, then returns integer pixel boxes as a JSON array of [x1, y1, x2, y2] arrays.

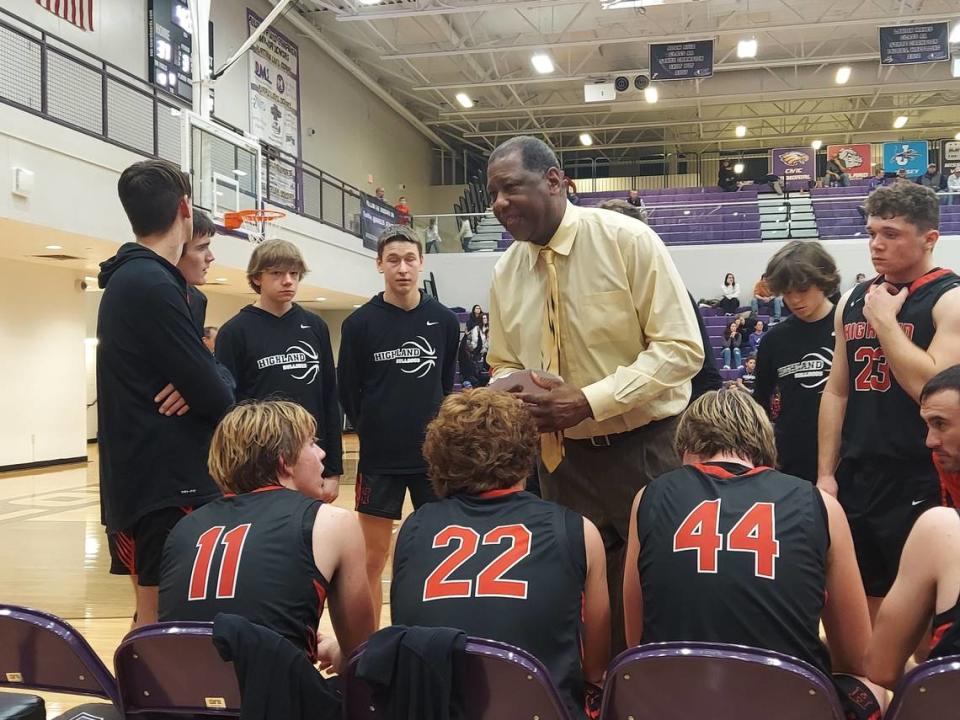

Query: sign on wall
[[649, 40, 714, 81], [882, 141, 929, 178], [940, 139, 960, 174], [826, 144, 873, 179], [360, 195, 399, 251], [247, 9, 300, 159], [770, 148, 815, 184], [879, 23, 949, 65], [36, 0, 93, 31]]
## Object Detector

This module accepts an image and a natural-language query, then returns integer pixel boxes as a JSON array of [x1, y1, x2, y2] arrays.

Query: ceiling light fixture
[[835, 66, 851, 84], [232, 169, 247, 177], [315, 297, 327, 302], [954, 131, 960, 140], [737, 38, 758, 59], [357, 0, 382, 5], [644, 85, 658, 103], [601, 0, 664, 8], [215, 277, 228, 283], [455, 92, 474, 109], [531, 53, 554, 74], [734, 162, 744, 174], [579, 133, 593, 146], [950, 23, 960, 43], [811, 140, 823, 150], [894, 115, 908, 129], [45, 244, 63, 250], [735, 125, 747, 137]]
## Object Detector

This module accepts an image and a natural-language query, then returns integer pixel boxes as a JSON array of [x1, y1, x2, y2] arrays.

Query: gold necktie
[[540, 247, 564, 471]]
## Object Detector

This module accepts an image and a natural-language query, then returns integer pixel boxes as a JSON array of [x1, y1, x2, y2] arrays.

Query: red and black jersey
[[636, 463, 832, 676], [158, 487, 329, 659], [930, 512, 960, 659], [841, 268, 960, 463], [390, 490, 588, 720], [935, 454, 960, 508]]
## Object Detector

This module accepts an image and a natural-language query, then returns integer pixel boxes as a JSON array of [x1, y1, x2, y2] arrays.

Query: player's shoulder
[[912, 505, 960, 538], [295, 305, 329, 330]]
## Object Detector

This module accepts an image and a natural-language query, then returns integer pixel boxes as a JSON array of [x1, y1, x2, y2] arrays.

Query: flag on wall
[[35, 0, 94, 31]]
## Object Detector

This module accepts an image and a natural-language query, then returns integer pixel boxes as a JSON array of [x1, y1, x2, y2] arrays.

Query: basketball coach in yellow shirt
[[486, 136, 704, 652]]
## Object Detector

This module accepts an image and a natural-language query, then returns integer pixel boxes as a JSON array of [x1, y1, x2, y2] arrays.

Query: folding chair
[[885, 654, 960, 720], [600, 642, 845, 720], [114, 622, 240, 717], [344, 636, 571, 720], [0, 604, 120, 720]]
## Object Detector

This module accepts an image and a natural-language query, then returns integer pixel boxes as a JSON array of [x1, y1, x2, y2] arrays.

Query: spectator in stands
[[390, 390, 611, 719], [737, 356, 757, 394], [827, 156, 850, 187], [750, 272, 783, 321], [917, 163, 946, 197], [425, 217, 441, 253], [719, 273, 740, 314], [718, 160, 739, 192], [566, 184, 581, 206], [867, 165, 887, 193], [202, 326, 217, 353], [458, 217, 475, 251], [158, 400, 375, 671], [721, 321, 743, 370], [627, 189, 643, 208], [394, 196, 411, 225], [466, 304, 484, 330], [624, 390, 885, 720], [748, 320, 765, 356], [895, 168, 909, 184], [948, 166, 960, 206], [375, 187, 386, 201], [855, 272, 866, 284]]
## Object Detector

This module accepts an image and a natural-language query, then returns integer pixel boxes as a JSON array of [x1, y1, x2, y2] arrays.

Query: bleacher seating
[[699, 305, 770, 370], [812, 186, 960, 239]]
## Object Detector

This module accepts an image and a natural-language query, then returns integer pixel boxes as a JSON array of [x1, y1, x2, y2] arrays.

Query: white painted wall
[[0, 258, 87, 466]]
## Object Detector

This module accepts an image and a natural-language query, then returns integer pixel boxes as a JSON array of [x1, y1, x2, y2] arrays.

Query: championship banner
[[826, 144, 872, 179], [770, 147, 815, 184], [882, 141, 928, 178], [247, 9, 300, 158], [941, 139, 960, 174], [360, 195, 399, 251], [649, 40, 714, 81], [879, 23, 949, 65]]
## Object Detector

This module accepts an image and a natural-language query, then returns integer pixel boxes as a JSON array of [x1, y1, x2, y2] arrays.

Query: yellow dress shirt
[[487, 202, 705, 440]]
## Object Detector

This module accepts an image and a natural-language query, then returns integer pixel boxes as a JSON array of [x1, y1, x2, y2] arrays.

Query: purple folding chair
[[600, 642, 845, 720], [344, 636, 571, 720], [885, 654, 960, 720], [0, 604, 120, 718], [114, 622, 240, 716]]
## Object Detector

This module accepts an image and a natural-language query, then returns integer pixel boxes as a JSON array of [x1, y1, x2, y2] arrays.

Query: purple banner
[[770, 147, 815, 184]]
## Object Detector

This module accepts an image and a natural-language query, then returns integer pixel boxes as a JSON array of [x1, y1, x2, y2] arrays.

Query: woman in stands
[[466, 304, 484, 330], [390, 390, 610, 720], [721, 321, 743, 370], [623, 390, 885, 719], [719, 273, 740, 314]]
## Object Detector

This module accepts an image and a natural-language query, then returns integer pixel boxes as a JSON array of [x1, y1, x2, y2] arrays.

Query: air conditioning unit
[[584, 81, 616, 103]]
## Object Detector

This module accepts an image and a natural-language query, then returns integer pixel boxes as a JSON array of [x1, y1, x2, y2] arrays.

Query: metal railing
[[0, 6, 365, 240]]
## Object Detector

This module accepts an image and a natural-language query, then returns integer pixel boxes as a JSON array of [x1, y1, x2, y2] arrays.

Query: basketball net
[[223, 209, 285, 245]]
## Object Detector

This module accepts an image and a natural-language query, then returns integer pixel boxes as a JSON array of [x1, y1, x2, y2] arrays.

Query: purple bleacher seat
[[600, 642, 844, 720], [719, 368, 740, 381], [0, 604, 120, 708], [114, 622, 240, 716], [885, 654, 960, 720], [344, 636, 571, 720]]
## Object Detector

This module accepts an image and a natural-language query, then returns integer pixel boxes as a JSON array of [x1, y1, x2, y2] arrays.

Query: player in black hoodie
[[338, 225, 460, 623], [215, 239, 342, 499], [98, 159, 234, 628]]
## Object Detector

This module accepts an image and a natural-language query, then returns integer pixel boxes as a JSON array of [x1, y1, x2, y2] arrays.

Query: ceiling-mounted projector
[[584, 80, 616, 103]]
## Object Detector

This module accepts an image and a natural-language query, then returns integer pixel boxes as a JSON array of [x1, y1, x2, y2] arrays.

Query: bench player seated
[[623, 390, 885, 719], [866, 366, 960, 688], [389, 390, 610, 720], [158, 400, 374, 670]]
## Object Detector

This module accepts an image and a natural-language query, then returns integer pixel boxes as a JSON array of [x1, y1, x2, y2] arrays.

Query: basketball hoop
[[223, 209, 286, 244]]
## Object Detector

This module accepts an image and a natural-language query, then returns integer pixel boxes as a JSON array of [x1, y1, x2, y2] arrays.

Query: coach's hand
[[315, 632, 343, 674], [518, 372, 593, 433], [863, 282, 908, 330], [318, 475, 341, 503], [817, 475, 839, 498], [155, 383, 190, 416]]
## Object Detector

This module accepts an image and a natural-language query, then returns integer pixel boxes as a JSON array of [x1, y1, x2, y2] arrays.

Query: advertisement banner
[[247, 9, 300, 157], [879, 23, 949, 65], [360, 195, 399, 251], [770, 147, 815, 184], [941, 139, 960, 174], [826, 144, 873, 179], [649, 40, 714, 80], [882, 141, 929, 178]]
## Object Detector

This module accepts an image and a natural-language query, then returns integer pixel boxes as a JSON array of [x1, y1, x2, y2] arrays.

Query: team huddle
[[96, 136, 960, 719]]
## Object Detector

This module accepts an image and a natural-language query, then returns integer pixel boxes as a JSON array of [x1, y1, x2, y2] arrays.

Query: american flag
[[35, 0, 94, 31]]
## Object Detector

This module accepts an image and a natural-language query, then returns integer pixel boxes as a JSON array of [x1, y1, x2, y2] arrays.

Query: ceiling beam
[[331, 0, 588, 22]]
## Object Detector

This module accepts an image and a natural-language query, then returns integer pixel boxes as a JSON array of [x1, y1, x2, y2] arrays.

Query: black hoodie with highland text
[[97, 243, 234, 532]]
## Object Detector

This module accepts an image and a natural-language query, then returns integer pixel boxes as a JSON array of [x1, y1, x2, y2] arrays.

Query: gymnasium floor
[[0, 437, 402, 718]]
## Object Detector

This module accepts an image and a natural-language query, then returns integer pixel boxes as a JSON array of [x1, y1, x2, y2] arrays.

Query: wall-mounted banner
[[879, 23, 949, 65], [360, 195, 399, 251], [826, 144, 873, 179], [940, 139, 960, 174], [247, 9, 300, 157], [649, 40, 714, 80], [882, 141, 929, 178], [770, 148, 815, 183]]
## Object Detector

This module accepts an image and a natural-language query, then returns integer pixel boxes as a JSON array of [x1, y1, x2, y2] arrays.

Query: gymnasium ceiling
[[290, 0, 960, 158]]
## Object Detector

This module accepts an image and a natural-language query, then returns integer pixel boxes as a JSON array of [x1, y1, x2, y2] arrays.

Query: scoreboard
[[147, 0, 211, 104]]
